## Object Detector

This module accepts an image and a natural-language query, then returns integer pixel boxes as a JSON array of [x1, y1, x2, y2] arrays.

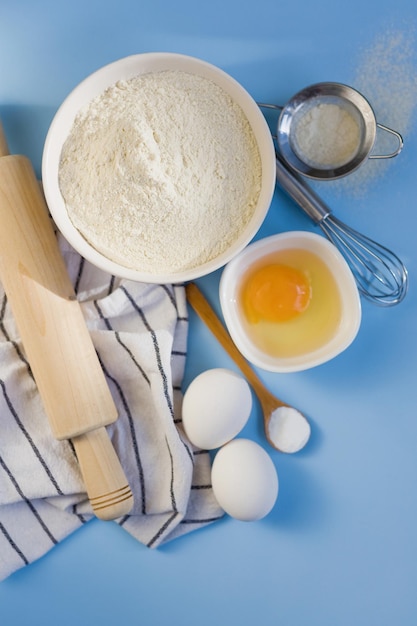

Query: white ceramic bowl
[[219, 231, 361, 372], [42, 52, 276, 283]]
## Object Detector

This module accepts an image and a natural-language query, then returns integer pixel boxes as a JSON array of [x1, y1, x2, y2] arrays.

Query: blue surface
[[1, 1, 417, 624]]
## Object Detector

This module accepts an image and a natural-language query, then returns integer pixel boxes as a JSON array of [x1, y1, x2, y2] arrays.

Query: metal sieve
[[259, 82, 403, 180]]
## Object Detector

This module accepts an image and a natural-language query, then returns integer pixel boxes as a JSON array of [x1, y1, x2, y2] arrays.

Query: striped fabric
[[0, 235, 223, 580]]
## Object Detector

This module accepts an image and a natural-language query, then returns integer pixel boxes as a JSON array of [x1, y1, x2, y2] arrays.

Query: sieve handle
[[368, 123, 403, 160], [275, 154, 332, 224]]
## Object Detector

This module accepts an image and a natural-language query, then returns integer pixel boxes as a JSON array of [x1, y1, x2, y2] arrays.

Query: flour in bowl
[[58, 70, 262, 274]]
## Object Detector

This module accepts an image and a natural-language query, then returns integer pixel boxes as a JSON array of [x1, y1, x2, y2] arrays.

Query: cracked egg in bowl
[[219, 231, 361, 373]]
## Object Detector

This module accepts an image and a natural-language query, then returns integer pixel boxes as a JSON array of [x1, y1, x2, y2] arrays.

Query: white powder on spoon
[[58, 70, 262, 275], [266, 406, 311, 453]]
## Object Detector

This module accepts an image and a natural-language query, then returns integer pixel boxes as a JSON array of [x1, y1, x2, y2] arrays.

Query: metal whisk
[[275, 154, 408, 306]]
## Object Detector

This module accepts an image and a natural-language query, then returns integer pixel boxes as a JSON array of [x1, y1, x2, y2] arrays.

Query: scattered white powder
[[293, 101, 361, 168], [330, 26, 417, 196], [266, 406, 311, 453], [355, 28, 417, 138], [59, 70, 262, 274]]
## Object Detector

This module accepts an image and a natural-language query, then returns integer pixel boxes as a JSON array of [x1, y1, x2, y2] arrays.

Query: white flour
[[59, 70, 262, 274], [293, 102, 361, 168]]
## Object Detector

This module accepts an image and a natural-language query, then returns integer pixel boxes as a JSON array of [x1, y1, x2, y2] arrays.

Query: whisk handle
[[275, 154, 331, 224]]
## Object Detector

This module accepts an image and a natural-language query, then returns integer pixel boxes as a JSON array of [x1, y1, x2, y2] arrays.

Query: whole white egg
[[211, 438, 278, 521], [182, 368, 252, 450]]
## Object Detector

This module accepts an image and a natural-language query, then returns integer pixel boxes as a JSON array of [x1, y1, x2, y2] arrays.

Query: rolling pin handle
[[72, 427, 134, 520]]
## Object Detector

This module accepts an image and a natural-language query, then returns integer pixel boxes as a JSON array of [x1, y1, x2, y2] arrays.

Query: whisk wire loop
[[319, 215, 408, 306]]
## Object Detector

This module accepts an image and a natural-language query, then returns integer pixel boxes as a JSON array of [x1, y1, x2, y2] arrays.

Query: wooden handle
[[0, 122, 133, 519], [72, 428, 134, 520], [185, 282, 267, 398]]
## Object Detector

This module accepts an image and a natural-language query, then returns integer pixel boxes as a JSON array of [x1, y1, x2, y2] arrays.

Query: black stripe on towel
[[191, 484, 213, 490], [107, 275, 117, 295], [72, 256, 116, 297], [0, 454, 58, 545], [73, 255, 85, 295], [115, 330, 150, 384], [0, 378, 65, 496], [147, 511, 179, 548], [120, 285, 174, 419], [0, 520, 29, 566], [92, 301, 150, 384], [160, 284, 178, 311], [165, 436, 177, 513], [180, 514, 224, 525]]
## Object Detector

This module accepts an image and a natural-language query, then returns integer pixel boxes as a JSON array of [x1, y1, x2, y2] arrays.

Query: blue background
[[1, 1, 417, 624]]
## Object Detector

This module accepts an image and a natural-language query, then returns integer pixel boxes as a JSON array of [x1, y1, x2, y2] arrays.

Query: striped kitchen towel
[[0, 234, 223, 581]]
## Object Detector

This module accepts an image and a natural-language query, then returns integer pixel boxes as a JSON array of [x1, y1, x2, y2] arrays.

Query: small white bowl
[[219, 231, 361, 372], [42, 52, 276, 284]]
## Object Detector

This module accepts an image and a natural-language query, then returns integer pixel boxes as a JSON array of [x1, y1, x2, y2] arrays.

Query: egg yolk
[[242, 263, 312, 323]]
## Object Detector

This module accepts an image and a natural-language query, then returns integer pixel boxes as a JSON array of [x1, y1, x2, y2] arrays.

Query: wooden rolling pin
[[0, 121, 133, 520]]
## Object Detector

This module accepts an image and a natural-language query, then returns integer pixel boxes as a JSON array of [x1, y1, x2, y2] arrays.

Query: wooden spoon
[[185, 282, 311, 453]]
